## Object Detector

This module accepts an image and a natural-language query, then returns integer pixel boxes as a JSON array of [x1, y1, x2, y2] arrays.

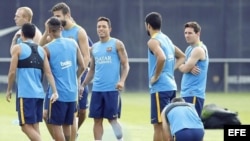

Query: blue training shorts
[[17, 98, 44, 125], [89, 91, 121, 119], [150, 91, 176, 124], [175, 128, 204, 141], [182, 96, 204, 117], [44, 70, 89, 114], [47, 101, 76, 125]]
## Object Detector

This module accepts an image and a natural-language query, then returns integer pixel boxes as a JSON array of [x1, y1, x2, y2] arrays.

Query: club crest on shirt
[[106, 47, 112, 52]]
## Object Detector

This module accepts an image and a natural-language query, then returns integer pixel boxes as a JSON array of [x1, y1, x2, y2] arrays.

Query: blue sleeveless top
[[91, 38, 120, 91], [62, 24, 93, 46], [62, 24, 80, 42], [148, 32, 177, 94], [164, 103, 204, 135], [16, 40, 45, 98], [46, 37, 79, 102], [181, 42, 209, 99]]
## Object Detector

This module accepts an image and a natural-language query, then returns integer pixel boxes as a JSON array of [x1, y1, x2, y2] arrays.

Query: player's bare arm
[[174, 46, 185, 70], [6, 45, 20, 102], [148, 38, 166, 84], [76, 43, 86, 79], [116, 40, 130, 90], [81, 52, 95, 88], [39, 19, 52, 46], [161, 108, 174, 141], [43, 49, 58, 103], [9, 31, 21, 53], [33, 28, 42, 44], [78, 27, 90, 67], [76, 42, 86, 98], [178, 47, 204, 73]]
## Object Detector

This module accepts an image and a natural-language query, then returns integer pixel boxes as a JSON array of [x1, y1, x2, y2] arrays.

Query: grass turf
[[0, 92, 249, 141]]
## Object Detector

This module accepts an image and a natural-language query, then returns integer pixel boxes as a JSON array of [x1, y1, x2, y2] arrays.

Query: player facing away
[[11, 6, 42, 113], [144, 12, 185, 141], [43, 17, 86, 141], [39, 2, 91, 141], [6, 23, 58, 141], [81, 16, 130, 141]]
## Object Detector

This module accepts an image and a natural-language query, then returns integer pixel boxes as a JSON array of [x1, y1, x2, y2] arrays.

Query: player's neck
[[191, 40, 202, 47], [51, 32, 61, 39], [150, 30, 160, 37], [100, 36, 110, 43], [64, 21, 75, 30], [22, 38, 33, 42]]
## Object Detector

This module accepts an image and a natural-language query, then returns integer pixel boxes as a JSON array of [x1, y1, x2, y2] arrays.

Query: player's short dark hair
[[21, 23, 36, 39], [97, 16, 112, 28], [47, 17, 61, 32], [145, 12, 162, 30], [51, 2, 70, 15], [171, 97, 185, 103], [184, 21, 201, 33]]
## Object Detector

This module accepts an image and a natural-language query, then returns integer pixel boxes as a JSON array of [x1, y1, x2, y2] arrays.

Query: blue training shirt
[[62, 24, 93, 46], [16, 40, 45, 98], [148, 32, 177, 94], [91, 38, 120, 91], [62, 24, 80, 42], [47, 37, 79, 102], [181, 42, 209, 99], [165, 103, 204, 135]]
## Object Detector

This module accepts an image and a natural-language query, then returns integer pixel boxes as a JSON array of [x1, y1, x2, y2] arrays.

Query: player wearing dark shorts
[[81, 17, 130, 141], [179, 21, 209, 117], [40, 3, 91, 140], [145, 12, 185, 141], [89, 91, 121, 119], [6, 23, 58, 141], [150, 91, 176, 124], [161, 97, 204, 141], [43, 17, 85, 141]]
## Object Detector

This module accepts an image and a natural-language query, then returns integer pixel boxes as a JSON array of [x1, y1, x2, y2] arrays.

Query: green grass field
[[1, 92, 249, 141]]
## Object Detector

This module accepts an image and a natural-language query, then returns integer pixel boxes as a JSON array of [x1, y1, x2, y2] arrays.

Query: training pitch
[[0, 92, 249, 141]]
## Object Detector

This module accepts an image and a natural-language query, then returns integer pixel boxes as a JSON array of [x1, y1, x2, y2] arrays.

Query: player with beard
[[144, 12, 185, 141], [39, 2, 91, 141], [178, 21, 209, 117], [43, 17, 86, 141]]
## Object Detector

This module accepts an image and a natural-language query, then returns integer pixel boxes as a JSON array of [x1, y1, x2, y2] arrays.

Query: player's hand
[[13, 33, 20, 42], [116, 81, 124, 91], [43, 110, 48, 121], [191, 66, 200, 75], [44, 19, 50, 33], [50, 93, 58, 103], [6, 91, 12, 102], [150, 75, 159, 85], [78, 85, 84, 100]]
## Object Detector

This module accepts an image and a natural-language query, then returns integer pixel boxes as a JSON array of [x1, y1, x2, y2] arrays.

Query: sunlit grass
[[0, 92, 249, 141]]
